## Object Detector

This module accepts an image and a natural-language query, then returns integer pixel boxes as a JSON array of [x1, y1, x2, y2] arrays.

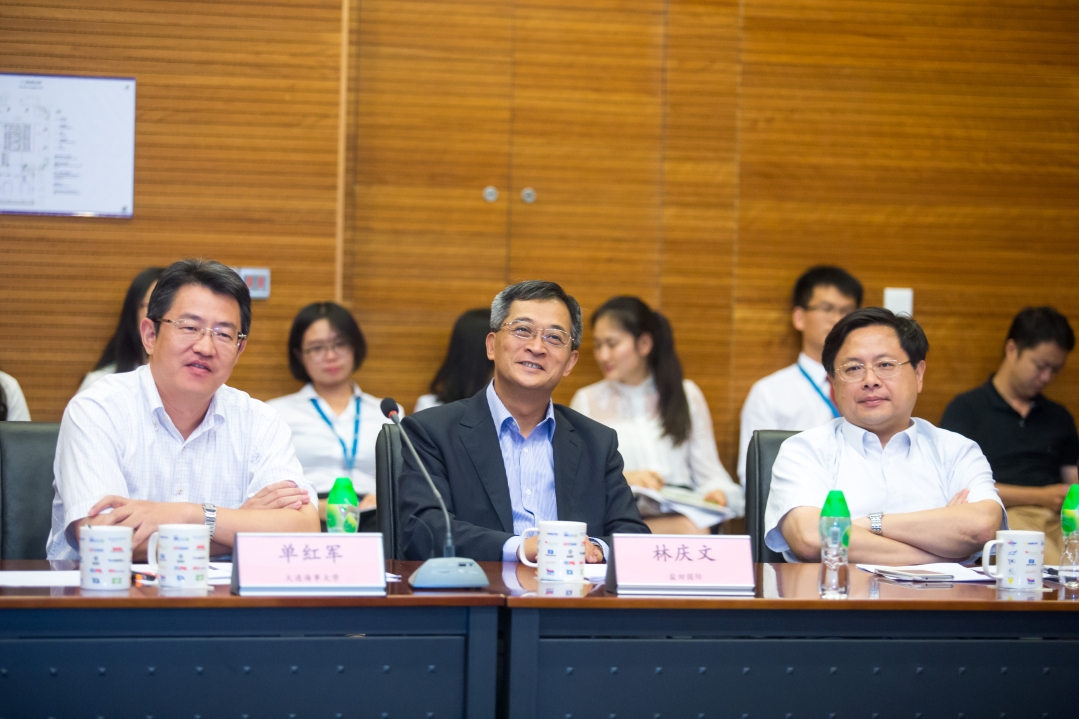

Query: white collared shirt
[[764, 417, 1006, 561], [571, 377, 744, 518], [0, 370, 31, 421], [266, 383, 398, 496], [47, 365, 314, 560], [737, 353, 839, 482]]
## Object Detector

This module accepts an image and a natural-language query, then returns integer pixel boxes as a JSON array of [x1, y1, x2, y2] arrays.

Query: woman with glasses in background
[[78, 267, 166, 393], [268, 302, 399, 525], [571, 296, 743, 534]]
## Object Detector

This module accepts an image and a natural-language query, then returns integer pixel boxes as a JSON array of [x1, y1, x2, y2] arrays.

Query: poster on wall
[[0, 73, 135, 218]]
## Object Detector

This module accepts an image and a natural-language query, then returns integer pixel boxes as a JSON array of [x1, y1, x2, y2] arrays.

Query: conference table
[[0, 560, 502, 719], [502, 562, 1079, 719], [2, 561, 1077, 719]]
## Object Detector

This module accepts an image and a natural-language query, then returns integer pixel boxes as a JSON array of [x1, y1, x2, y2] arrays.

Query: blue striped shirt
[[487, 383, 559, 561]]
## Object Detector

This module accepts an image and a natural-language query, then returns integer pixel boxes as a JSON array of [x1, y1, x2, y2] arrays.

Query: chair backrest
[[374, 423, 404, 560], [745, 429, 800, 564], [0, 422, 61, 560]]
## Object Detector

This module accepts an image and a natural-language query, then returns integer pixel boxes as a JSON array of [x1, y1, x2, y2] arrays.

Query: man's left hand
[[584, 538, 605, 564], [87, 496, 199, 549]]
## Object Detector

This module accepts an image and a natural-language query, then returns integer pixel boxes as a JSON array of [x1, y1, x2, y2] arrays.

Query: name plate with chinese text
[[231, 532, 386, 596], [606, 534, 756, 596]]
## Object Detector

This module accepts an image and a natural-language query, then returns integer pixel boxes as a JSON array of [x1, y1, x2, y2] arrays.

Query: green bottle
[[326, 476, 360, 533], [818, 490, 851, 599], [1060, 485, 1079, 589]]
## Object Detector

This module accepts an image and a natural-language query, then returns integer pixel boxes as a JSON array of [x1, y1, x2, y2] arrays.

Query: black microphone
[[380, 397, 455, 558], [381, 399, 488, 589]]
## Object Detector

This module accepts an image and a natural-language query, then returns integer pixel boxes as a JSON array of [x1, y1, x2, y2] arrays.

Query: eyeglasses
[[156, 318, 246, 349], [500, 320, 573, 350], [836, 359, 913, 382], [805, 303, 856, 318], [302, 339, 351, 362]]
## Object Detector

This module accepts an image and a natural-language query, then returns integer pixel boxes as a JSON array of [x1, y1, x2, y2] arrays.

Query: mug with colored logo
[[79, 525, 133, 591], [982, 529, 1044, 591], [147, 524, 210, 589], [519, 520, 588, 582]]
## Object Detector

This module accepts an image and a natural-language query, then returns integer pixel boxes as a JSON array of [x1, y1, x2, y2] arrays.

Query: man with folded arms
[[399, 280, 648, 563], [47, 259, 318, 561], [942, 307, 1077, 563], [765, 308, 1004, 563]]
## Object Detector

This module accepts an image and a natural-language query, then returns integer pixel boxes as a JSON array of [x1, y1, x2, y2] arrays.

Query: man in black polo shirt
[[941, 307, 1078, 563]]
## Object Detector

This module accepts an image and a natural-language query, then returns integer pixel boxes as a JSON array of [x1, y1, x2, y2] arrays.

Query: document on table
[[857, 563, 992, 582], [0, 571, 80, 587], [583, 564, 610, 582]]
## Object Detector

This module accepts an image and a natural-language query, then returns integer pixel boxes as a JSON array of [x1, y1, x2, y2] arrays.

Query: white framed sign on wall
[[0, 73, 135, 218]]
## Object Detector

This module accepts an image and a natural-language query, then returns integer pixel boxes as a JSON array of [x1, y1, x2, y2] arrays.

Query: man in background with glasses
[[764, 308, 1004, 563], [737, 266, 863, 484], [399, 280, 648, 563], [47, 259, 318, 561], [942, 307, 1077, 564]]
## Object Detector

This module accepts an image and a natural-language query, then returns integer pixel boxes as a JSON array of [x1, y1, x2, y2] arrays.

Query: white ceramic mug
[[79, 525, 133, 591], [982, 529, 1044, 591], [147, 524, 210, 589], [520, 520, 588, 582]]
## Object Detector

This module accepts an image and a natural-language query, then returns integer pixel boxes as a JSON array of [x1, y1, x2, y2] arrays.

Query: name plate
[[231, 532, 386, 596], [606, 534, 756, 596]]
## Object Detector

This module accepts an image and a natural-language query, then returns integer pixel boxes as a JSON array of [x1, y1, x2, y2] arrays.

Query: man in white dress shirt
[[737, 267, 864, 483], [765, 307, 1004, 564], [47, 259, 319, 561]]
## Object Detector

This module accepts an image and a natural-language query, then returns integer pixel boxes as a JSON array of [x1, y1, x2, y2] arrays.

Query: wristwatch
[[869, 512, 883, 536], [203, 503, 217, 542]]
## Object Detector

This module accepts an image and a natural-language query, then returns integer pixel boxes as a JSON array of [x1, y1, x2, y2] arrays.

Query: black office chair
[[745, 429, 799, 564], [0, 422, 61, 560], [374, 423, 404, 560]]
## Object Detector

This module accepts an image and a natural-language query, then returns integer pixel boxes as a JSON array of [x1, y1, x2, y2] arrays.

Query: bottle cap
[[820, 490, 850, 518]]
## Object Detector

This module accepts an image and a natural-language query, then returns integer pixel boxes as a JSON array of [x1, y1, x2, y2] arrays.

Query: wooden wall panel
[[0, 0, 343, 420], [660, 0, 741, 464], [507, 0, 667, 405], [345, 0, 513, 408], [734, 0, 1079, 433]]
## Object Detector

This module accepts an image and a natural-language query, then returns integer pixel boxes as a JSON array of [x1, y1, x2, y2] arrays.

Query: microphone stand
[[382, 400, 489, 589]]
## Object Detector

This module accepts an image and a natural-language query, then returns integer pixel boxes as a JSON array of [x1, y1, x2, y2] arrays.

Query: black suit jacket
[[399, 388, 649, 561]]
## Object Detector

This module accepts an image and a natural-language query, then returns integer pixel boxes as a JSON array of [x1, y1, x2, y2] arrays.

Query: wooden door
[[347, 0, 514, 405], [506, 0, 668, 403]]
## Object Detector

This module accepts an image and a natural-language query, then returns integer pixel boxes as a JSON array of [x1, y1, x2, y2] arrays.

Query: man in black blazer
[[399, 281, 648, 562]]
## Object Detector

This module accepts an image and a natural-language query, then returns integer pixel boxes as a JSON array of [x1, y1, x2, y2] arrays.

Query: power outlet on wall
[[238, 267, 271, 300]]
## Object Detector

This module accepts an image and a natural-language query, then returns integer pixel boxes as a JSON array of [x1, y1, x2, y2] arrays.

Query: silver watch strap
[[203, 503, 217, 542], [870, 512, 883, 536]]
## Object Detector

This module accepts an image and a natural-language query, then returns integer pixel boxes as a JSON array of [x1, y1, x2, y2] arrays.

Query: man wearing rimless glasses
[[399, 280, 649, 563], [47, 259, 319, 561], [765, 307, 1005, 564]]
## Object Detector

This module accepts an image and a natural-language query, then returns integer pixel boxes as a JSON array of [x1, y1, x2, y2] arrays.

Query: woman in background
[[78, 267, 164, 393], [414, 308, 493, 412], [0, 367, 31, 421], [571, 296, 743, 534], [268, 302, 397, 524]]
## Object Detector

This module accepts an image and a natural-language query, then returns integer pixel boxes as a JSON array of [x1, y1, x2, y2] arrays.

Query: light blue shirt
[[486, 383, 607, 562]]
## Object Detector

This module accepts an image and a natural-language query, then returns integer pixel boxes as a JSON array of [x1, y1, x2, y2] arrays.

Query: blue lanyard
[[310, 396, 361, 471], [797, 363, 840, 419]]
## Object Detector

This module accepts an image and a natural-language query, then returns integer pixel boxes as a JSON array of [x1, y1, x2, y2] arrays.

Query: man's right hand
[[624, 470, 664, 490], [521, 534, 539, 563], [1040, 483, 1072, 513], [241, 481, 311, 511]]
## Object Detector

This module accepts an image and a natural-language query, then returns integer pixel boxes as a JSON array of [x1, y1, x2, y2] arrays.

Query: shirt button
[[523, 449, 529, 454], [526, 489, 532, 496]]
